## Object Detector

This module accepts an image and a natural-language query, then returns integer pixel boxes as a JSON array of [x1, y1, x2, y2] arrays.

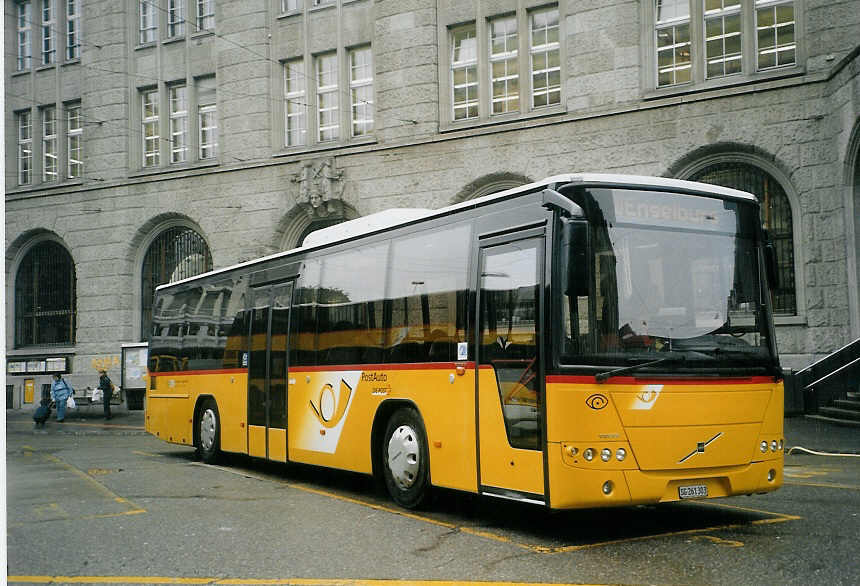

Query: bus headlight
[[771, 440, 778, 452], [778, 439, 784, 451], [583, 448, 595, 461], [760, 441, 768, 453], [616, 448, 627, 462], [600, 448, 612, 462]]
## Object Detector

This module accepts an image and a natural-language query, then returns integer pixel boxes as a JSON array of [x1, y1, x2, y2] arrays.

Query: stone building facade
[[5, 0, 860, 406]]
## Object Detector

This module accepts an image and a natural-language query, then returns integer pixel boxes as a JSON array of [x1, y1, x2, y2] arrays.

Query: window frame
[[66, 0, 80, 60], [66, 103, 82, 179], [441, 3, 565, 130], [348, 46, 374, 138], [17, 110, 33, 186], [197, 77, 218, 160], [167, 0, 185, 38], [316, 52, 339, 143], [17, 1, 33, 71], [169, 85, 189, 164], [41, 0, 55, 65], [42, 105, 58, 182], [139, 0, 157, 45], [283, 58, 307, 147], [196, 0, 215, 33], [489, 15, 519, 116], [142, 88, 161, 167], [644, 0, 803, 95]]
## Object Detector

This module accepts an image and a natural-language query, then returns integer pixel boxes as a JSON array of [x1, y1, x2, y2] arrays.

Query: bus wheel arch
[[374, 401, 431, 509], [193, 396, 220, 464]]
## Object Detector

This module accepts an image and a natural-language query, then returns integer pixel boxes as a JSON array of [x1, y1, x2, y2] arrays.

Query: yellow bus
[[146, 174, 785, 509]]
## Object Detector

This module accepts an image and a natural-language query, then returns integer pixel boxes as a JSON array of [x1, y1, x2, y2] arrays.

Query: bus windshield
[[558, 187, 778, 375]]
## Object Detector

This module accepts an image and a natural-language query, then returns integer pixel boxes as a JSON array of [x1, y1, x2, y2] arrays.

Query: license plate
[[679, 484, 708, 499]]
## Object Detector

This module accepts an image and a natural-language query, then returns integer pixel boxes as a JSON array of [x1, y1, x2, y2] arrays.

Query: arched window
[[141, 226, 212, 340], [15, 241, 76, 347], [690, 163, 796, 315]]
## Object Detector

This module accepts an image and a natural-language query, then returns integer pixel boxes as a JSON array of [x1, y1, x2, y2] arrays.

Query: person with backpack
[[50, 373, 74, 422], [98, 370, 114, 420]]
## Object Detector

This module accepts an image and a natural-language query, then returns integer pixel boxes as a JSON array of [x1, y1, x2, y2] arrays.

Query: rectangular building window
[[67, 103, 82, 178], [197, 0, 215, 32], [142, 89, 160, 167], [17, 2, 32, 71], [349, 47, 373, 137], [42, 0, 55, 65], [282, 0, 302, 11], [42, 106, 58, 182], [169, 86, 188, 163], [140, 0, 156, 44], [284, 59, 306, 146], [704, 0, 742, 78], [168, 0, 184, 38], [316, 53, 339, 142], [490, 16, 519, 115], [451, 24, 478, 120], [756, 0, 795, 69], [655, 0, 692, 86], [197, 78, 217, 159], [66, 0, 80, 59], [18, 111, 33, 185], [530, 8, 560, 108]]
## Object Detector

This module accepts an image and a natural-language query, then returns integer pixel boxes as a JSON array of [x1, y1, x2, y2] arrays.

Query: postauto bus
[[146, 174, 784, 509]]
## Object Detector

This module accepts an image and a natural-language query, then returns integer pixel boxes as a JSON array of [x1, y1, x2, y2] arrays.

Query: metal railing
[[791, 338, 860, 414]]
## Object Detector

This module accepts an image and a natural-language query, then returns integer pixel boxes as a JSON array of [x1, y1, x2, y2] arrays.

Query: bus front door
[[477, 234, 546, 504], [247, 281, 294, 462]]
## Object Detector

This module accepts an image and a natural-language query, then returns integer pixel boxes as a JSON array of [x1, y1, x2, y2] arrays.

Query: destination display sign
[[604, 189, 738, 233]]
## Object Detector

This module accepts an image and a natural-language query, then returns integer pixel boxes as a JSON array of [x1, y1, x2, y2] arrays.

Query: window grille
[[141, 227, 213, 340], [690, 162, 796, 315], [15, 241, 76, 347]]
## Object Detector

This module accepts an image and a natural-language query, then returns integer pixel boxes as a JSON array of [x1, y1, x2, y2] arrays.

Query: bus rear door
[[247, 281, 294, 462], [477, 232, 546, 504]]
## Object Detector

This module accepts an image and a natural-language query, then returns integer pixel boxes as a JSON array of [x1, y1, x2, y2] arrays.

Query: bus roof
[[156, 173, 757, 292]]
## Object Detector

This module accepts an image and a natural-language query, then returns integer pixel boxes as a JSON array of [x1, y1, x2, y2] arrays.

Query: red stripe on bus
[[292, 362, 476, 372], [545, 375, 776, 385], [150, 368, 247, 377]]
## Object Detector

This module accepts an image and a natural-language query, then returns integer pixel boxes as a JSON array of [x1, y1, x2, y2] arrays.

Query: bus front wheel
[[382, 407, 430, 509], [196, 399, 221, 464]]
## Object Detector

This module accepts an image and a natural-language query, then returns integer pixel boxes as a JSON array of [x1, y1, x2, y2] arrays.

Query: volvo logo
[[679, 432, 723, 463]]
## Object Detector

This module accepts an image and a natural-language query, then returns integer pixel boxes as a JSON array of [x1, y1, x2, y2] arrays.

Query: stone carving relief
[[291, 158, 345, 219]]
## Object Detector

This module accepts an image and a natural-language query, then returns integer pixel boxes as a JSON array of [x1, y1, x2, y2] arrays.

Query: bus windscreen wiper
[[595, 355, 685, 383]]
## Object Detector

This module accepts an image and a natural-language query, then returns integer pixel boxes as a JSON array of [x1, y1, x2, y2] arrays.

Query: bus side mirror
[[563, 220, 590, 297], [764, 231, 779, 289]]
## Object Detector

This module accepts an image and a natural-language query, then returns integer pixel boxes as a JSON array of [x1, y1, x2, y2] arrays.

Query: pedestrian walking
[[50, 373, 74, 422], [98, 370, 114, 420]]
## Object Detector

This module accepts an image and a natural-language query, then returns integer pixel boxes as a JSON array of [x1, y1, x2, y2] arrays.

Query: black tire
[[382, 407, 430, 509], [196, 399, 221, 464]]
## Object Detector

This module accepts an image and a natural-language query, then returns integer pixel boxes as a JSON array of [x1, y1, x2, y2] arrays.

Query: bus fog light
[[584, 448, 595, 461], [771, 440, 778, 452], [616, 448, 627, 461], [760, 441, 768, 453], [768, 469, 776, 482], [600, 448, 612, 462], [602, 480, 614, 495]]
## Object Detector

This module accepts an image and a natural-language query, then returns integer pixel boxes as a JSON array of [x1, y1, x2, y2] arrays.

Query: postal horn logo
[[309, 379, 353, 428]]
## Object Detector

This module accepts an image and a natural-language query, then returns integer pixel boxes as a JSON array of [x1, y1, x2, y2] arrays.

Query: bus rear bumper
[[548, 458, 783, 509]]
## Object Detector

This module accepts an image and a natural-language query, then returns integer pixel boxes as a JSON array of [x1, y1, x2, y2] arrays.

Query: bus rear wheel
[[382, 407, 430, 509], [196, 399, 221, 464]]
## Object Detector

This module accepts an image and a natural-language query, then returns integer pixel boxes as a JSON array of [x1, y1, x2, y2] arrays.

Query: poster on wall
[[122, 344, 149, 390]]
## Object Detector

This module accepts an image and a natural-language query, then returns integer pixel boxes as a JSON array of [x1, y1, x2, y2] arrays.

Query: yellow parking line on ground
[[785, 480, 860, 490], [8, 578, 588, 585]]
